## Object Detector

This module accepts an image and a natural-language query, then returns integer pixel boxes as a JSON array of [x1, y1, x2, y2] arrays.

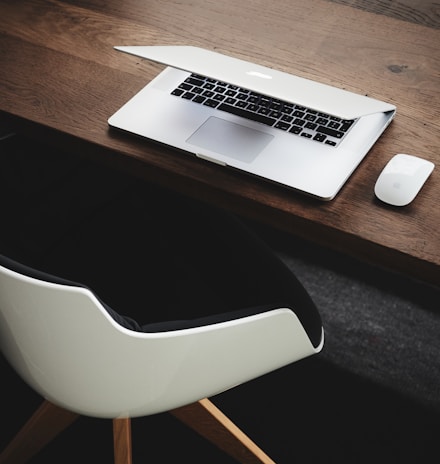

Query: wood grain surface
[[329, 0, 440, 28], [0, 0, 439, 285]]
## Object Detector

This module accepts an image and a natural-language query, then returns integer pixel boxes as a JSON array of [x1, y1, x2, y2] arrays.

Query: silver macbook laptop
[[108, 46, 396, 200]]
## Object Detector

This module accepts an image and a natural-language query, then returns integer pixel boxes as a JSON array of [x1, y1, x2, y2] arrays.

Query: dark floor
[[1, 133, 439, 463], [3, 347, 440, 463]]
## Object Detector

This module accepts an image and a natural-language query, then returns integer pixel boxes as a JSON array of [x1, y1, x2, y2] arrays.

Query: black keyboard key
[[289, 125, 302, 134], [316, 125, 344, 138], [171, 88, 184, 96], [258, 107, 271, 115], [293, 118, 306, 126], [316, 117, 328, 125], [203, 99, 220, 108], [327, 120, 340, 129], [275, 121, 291, 131], [217, 103, 277, 126], [225, 97, 237, 105], [340, 120, 355, 132], [179, 83, 193, 91], [182, 92, 195, 100], [186, 77, 205, 86], [270, 110, 282, 119], [313, 133, 326, 142]]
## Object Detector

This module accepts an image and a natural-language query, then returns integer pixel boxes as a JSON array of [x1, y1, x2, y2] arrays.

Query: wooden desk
[[1, 0, 439, 286]]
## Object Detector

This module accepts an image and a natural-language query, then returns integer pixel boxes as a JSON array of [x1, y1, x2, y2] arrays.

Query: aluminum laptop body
[[108, 46, 396, 200]]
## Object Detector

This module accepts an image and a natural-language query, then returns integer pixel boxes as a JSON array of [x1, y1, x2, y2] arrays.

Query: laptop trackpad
[[187, 116, 273, 163]]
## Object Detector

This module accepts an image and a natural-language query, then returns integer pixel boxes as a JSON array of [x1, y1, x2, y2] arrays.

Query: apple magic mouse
[[374, 154, 434, 206]]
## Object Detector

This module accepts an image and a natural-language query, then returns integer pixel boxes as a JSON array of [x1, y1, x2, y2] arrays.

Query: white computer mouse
[[374, 154, 435, 206]]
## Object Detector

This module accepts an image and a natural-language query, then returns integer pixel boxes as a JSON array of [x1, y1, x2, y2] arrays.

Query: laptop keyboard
[[171, 73, 357, 147]]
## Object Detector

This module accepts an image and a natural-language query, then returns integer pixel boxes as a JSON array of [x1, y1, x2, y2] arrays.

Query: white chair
[[0, 253, 323, 464]]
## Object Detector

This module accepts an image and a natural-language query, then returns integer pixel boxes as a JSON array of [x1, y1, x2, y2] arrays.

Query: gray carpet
[[270, 234, 440, 412]]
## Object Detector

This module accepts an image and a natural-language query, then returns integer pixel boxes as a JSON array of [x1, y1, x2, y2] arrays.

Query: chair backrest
[[0, 256, 323, 419]]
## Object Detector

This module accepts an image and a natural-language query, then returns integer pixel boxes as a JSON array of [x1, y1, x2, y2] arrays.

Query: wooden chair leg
[[113, 418, 132, 464], [169, 398, 276, 464], [0, 399, 79, 464]]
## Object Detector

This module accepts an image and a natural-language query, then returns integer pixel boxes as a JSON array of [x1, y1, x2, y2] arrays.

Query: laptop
[[108, 46, 396, 200]]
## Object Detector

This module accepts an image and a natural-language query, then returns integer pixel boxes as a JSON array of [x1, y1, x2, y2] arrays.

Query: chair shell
[[0, 261, 323, 419]]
